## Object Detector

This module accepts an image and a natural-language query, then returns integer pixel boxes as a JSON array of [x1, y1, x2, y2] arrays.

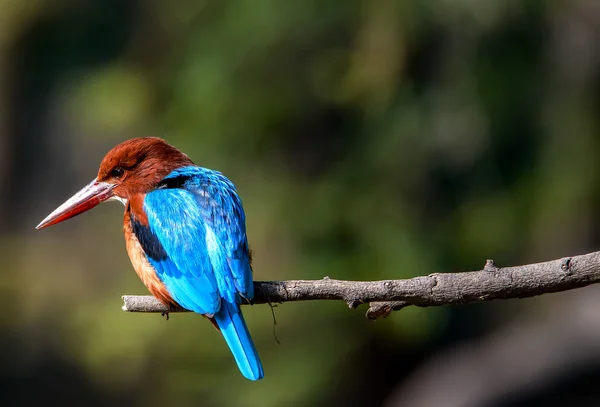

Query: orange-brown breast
[[123, 211, 179, 309]]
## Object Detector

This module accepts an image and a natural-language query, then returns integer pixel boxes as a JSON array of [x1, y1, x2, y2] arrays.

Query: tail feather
[[214, 300, 264, 380]]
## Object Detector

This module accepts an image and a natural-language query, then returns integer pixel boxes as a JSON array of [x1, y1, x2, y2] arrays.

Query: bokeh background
[[3, 1, 600, 406]]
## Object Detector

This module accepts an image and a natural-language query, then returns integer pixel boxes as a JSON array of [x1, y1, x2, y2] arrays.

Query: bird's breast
[[123, 212, 179, 309]]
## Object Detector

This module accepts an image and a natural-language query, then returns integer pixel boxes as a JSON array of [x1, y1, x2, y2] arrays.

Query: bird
[[36, 137, 264, 380]]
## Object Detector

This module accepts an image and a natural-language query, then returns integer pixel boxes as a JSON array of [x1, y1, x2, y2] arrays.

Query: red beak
[[36, 178, 116, 229]]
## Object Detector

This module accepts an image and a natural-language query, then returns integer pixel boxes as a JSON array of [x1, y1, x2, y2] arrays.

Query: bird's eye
[[111, 167, 125, 179]]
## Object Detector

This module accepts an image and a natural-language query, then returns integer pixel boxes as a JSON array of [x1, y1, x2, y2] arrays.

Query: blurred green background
[[3, 1, 600, 406]]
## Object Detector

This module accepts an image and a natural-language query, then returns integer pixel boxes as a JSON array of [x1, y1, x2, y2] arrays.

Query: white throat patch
[[108, 195, 128, 206]]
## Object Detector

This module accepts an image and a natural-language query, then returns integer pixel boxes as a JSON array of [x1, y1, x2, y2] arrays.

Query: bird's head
[[36, 137, 194, 229]]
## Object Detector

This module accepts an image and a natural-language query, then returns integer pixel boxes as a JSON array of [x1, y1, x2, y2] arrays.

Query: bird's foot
[[161, 312, 170, 321]]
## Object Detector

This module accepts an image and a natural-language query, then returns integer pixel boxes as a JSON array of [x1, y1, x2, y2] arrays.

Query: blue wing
[[157, 166, 254, 298], [142, 186, 220, 314], [142, 166, 254, 310]]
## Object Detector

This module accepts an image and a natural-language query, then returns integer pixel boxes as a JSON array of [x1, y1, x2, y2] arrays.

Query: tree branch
[[121, 251, 600, 319]]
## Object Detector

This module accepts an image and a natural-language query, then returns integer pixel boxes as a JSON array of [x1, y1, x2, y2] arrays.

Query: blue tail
[[214, 300, 264, 380]]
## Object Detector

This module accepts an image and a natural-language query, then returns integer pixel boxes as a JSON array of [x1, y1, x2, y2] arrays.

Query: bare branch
[[122, 251, 600, 319]]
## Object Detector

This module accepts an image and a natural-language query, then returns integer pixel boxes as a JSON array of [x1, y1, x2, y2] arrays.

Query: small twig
[[266, 297, 281, 345], [122, 251, 600, 319]]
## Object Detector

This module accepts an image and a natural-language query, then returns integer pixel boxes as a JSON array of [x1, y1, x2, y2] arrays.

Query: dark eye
[[111, 167, 125, 179]]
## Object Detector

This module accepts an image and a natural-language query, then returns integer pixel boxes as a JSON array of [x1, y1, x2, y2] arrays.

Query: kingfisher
[[36, 137, 264, 380]]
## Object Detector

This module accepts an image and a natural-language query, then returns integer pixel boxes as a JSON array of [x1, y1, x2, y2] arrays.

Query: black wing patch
[[130, 214, 168, 261], [158, 174, 191, 189]]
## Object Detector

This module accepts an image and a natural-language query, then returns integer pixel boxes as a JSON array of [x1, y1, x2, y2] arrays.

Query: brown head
[[36, 137, 194, 229]]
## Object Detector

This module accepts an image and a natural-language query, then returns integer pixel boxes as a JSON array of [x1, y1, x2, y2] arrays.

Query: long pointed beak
[[36, 178, 116, 229]]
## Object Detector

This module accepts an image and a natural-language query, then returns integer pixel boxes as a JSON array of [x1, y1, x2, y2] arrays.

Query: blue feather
[[161, 167, 254, 298], [144, 188, 220, 314], [214, 300, 264, 380], [141, 166, 263, 379]]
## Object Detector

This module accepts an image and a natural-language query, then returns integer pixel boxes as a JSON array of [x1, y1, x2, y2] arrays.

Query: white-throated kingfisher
[[36, 137, 264, 380]]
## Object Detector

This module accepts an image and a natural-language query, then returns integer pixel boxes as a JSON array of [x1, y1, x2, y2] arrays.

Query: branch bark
[[122, 251, 600, 319]]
